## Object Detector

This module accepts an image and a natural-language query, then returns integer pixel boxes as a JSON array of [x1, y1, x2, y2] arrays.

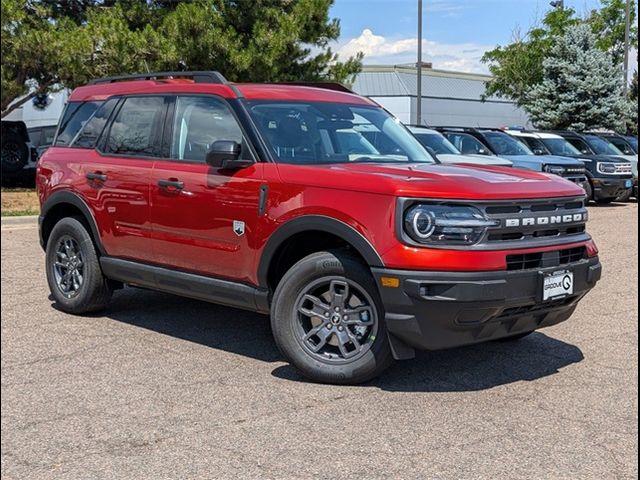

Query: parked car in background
[[434, 127, 588, 189], [1, 120, 37, 186], [551, 131, 637, 202], [27, 125, 57, 160], [406, 125, 512, 167]]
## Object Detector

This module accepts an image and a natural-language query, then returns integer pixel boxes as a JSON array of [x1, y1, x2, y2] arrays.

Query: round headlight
[[411, 209, 435, 239]]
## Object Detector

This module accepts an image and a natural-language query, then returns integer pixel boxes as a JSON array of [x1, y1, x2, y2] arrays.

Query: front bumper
[[592, 176, 633, 200], [372, 256, 601, 358]]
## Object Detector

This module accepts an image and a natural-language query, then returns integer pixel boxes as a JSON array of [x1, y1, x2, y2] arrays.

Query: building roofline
[[360, 64, 493, 82]]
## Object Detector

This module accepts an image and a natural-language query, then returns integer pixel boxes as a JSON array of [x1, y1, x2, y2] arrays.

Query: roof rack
[[88, 71, 228, 85], [432, 126, 481, 133], [277, 82, 353, 93]]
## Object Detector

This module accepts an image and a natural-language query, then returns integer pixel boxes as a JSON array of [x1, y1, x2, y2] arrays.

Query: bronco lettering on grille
[[504, 213, 586, 228]]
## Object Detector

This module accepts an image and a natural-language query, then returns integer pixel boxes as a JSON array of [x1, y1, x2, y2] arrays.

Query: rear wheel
[[45, 217, 112, 314], [271, 250, 393, 384]]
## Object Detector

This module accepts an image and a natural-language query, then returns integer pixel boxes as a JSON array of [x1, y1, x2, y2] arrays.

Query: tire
[[584, 180, 594, 202], [616, 188, 633, 202], [595, 197, 616, 205], [270, 250, 393, 384], [45, 217, 112, 314], [496, 331, 534, 342], [1, 132, 29, 173]]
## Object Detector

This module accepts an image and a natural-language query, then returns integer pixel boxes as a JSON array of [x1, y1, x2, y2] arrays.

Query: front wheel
[[45, 217, 113, 314], [270, 250, 393, 384]]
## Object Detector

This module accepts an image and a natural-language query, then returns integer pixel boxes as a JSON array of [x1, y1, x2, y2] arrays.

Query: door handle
[[86, 172, 107, 182], [158, 179, 184, 191]]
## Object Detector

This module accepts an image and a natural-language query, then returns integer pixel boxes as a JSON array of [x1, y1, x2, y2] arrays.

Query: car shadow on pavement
[[272, 333, 585, 392], [53, 287, 584, 392]]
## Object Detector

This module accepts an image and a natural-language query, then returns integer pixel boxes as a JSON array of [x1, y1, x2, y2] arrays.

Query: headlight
[[596, 162, 617, 174], [404, 204, 498, 245], [543, 164, 565, 175]]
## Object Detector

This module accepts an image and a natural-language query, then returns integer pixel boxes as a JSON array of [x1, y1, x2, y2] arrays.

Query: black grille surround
[[397, 195, 591, 251], [506, 246, 587, 271]]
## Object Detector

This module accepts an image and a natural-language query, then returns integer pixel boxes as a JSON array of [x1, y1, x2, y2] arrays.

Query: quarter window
[[170, 96, 244, 162], [105, 97, 165, 156]]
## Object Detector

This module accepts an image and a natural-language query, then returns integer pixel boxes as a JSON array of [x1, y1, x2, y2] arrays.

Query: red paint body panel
[[149, 160, 264, 282]]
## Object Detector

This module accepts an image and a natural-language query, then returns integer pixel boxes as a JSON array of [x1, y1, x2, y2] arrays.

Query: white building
[[352, 65, 531, 128]]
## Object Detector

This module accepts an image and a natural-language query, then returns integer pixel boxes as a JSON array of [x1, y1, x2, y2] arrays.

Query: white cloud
[[337, 29, 492, 74]]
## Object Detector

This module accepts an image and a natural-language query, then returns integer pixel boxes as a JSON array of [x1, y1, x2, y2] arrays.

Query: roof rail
[[88, 71, 228, 85], [277, 82, 353, 93], [432, 126, 481, 133]]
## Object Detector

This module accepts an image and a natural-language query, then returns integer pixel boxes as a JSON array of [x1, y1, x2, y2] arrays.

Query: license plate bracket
[[541, 269, 574, 301]]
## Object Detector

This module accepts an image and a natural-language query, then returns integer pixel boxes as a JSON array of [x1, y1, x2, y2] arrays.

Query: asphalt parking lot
[[1, 203, 638, 480]]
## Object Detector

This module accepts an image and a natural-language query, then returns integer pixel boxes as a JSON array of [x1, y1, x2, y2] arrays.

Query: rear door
[[149, 95, 263, 283], [73, 96, 166, 261]]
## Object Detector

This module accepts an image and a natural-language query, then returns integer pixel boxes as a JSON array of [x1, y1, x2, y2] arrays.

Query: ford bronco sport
[[38, 71, 602, 384]]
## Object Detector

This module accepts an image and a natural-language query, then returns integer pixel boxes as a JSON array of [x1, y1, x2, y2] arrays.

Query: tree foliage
[[1, 0, 362, 117], [522, 24, 631, 131], [482, 0, 638, 106]]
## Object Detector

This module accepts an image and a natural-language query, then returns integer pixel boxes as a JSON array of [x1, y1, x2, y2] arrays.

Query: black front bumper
[[372, 257, 601, 358], [592, 177, 632, 200]]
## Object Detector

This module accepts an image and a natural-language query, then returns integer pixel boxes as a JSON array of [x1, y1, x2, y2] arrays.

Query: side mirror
[[533, 148, 545, 155], [205, 140, 252, 169], [478, 148, 488, 155]]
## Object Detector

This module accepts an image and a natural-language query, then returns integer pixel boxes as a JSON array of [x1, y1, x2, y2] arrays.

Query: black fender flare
[[39, 190, 106, 255], [257, 215, 384, 287]]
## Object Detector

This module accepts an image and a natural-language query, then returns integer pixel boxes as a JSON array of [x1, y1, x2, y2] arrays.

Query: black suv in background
[[592, 132, 637, 155]]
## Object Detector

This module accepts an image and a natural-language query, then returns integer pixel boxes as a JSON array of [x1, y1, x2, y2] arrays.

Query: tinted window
[[567, 137, 593, 154], [170, 96, 243, 162], [55, 101, 102, 146], [609, 138, 635, 155], [520, 136, 549, 154], [625, 137, 638, 152], [543, 138, 581, 156], [413, 132, 459, 154], [444, 133, 491, 155], [106, 97, 164, 156], [72, 98, 119, 149], [482, 132, 533, 156], [585, 135, 623, 155]]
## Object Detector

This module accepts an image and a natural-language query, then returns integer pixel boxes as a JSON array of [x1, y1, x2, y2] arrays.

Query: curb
[[1, 215, 39, 226]]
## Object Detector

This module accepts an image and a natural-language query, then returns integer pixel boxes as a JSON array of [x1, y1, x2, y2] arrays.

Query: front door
[[149, 95, 264, 283]]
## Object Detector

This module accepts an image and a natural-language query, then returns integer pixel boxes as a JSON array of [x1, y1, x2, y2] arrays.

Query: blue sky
[[329, 0, 624, 72]]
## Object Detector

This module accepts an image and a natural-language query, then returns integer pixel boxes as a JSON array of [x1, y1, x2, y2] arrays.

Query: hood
[[275, 162, 586, 200], [436, 153, 513, 167], [500, 154, 585, 168]]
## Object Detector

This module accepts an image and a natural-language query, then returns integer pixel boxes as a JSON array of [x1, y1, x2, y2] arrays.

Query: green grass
[[1, 209, 39, 217]]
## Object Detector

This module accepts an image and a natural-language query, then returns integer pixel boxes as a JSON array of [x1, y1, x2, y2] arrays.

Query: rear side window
[[105, 97, 165, 156], [55, 101, 102, 146], [71, 98, 119, 149]]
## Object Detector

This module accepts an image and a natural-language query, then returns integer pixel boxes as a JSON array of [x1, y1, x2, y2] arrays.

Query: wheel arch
[[40, 191, 105, 255], [257, 215, 384, 291]]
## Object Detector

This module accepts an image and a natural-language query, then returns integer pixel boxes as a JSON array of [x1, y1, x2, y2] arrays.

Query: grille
[[506, 246, 587, 271], [478, 196, 589, 248]]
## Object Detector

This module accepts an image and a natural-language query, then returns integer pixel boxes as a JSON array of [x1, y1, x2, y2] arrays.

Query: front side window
[[567, 137, 594, 154], [444, 133, 491, 156], [245, 101, 434, 165], [521, 136, 549, 154], [413, 132, 459, 155], [170, 96, 244, 162], [105, 97, 164, 156], [482, 132, 534, 156], [55, 101, 102, 146], [608, 138, 635, 155], [543, 138, 581, 156]]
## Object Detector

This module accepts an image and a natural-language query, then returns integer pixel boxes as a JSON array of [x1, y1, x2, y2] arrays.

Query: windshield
[[542, 138, 582, 156], [245, 101, 435, 164], [585, 135, 624, 155], [626, 137, 638, 151], [482, 131, 534, 156], [443, 132, 492, 155], [413, 132, 459, 154]]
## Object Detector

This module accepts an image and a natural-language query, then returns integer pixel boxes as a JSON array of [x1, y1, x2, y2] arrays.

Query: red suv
[[38, 71, 602, 384]]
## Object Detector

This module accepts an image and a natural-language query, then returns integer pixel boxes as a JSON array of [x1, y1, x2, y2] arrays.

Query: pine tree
[[523, 24, 629, 131]]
